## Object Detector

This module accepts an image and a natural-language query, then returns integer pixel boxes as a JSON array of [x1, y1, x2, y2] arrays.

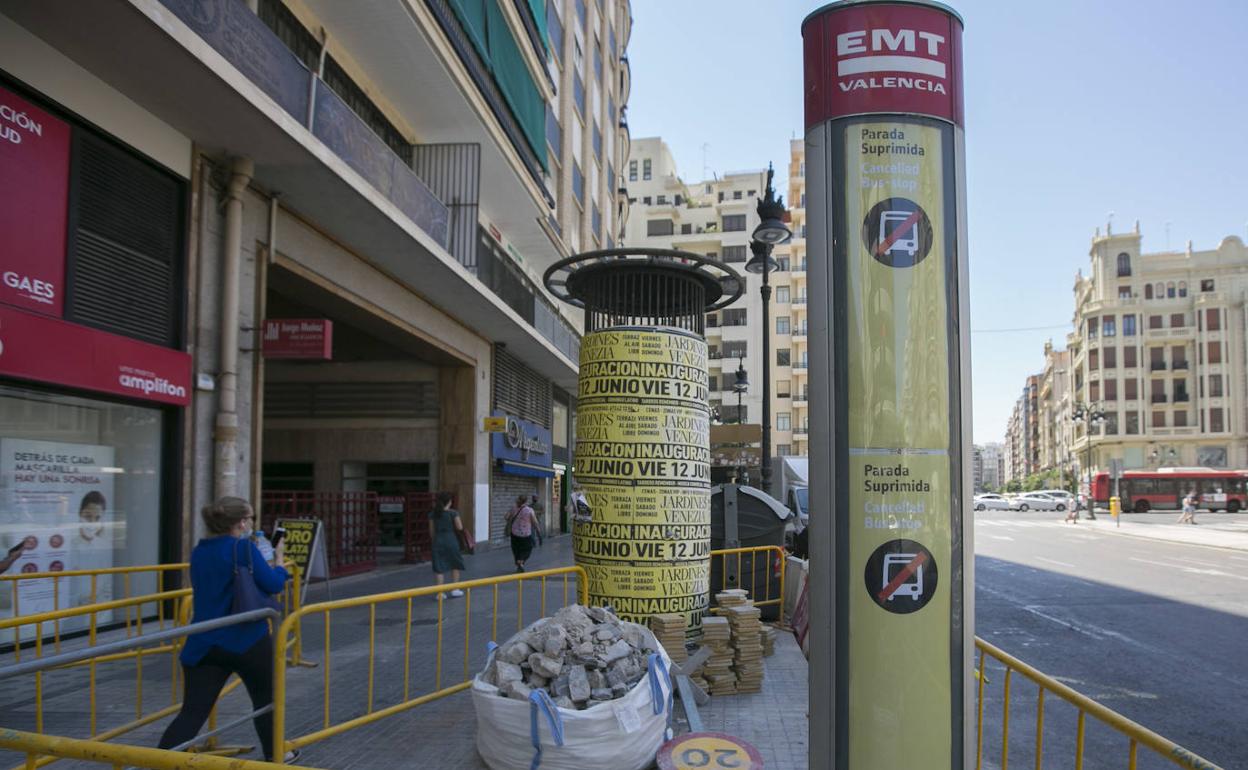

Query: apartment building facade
[[0, 0, 631, 581]]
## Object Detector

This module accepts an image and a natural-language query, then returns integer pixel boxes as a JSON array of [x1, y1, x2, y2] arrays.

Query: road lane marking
[[1127, 556, 1248, 581], [985, 535, 1015, 541], [1035, 557, 1076, 569]]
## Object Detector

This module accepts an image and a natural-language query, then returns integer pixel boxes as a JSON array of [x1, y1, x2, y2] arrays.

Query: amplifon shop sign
[[0, 86, 71, 316]]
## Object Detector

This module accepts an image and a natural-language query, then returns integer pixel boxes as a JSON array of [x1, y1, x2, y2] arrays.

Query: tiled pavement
[[1, 536, 809, 769]]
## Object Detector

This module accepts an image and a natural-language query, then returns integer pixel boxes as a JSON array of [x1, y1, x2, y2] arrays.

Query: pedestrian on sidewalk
[[506, 495, 541, 572], [429, 491, 466, 598], [158, 497, 295, 763], [1177, 490, 1198, 525]]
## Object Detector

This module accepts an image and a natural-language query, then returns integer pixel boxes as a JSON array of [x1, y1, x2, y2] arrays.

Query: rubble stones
[[481, 604, 660, 711], [568, 665, 591, 703]]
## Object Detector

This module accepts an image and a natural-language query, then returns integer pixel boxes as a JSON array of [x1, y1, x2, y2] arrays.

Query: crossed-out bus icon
[[882, 553, 924, 600]]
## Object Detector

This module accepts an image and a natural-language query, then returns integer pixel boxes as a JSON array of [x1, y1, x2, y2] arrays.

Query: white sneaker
[[449, 589, 464, 598]]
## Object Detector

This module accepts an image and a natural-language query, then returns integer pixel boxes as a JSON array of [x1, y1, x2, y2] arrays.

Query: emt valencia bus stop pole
[[803, 2, 974, 768]]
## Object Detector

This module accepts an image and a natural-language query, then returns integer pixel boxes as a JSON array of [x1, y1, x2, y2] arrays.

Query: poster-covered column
[[573, 328, 712, 638], [803, 2, 972, 768]]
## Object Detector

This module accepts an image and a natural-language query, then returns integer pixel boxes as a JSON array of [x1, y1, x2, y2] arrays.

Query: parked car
[[1009, 492, 1066, 512], [973, 493, 1011, 511]]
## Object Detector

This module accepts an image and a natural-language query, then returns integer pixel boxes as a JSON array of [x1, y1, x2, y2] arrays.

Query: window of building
[[593, 41, 603, 83], [732, 190, 742, 200], [629, 160, 637, 181], [1148, 314, 1163, 329], [592, 121, 602, 159], [1150, 347, 1165, 370], [1154, 282, 1164, 298], [1170, 313, 1185, 328], [1207, 341, 1222, 364], [680, 223, 692, 235], [1087, 318, 1097, 338], [572, 161, 584, 204], [777, 286, 790, 303], [777, 413, 791, 431], [1201, 278, 1215, 292], [641, 196, 651, 205], [1167, 282, 1175, 298], [1123, 315, 1137, 336], [776, 316, 791, 335], [707, 375, 719, 391], [1116, 252, 1131, 277], [1104, 413, 1119, 435], [548, 1, 564, 62], [777, 444, 792, 457], [777, 380, 791, 398], [656, 195, 667, 205], [1125, 411, 1139, 434], [1118, 286, 1132, 300], [723, 245, 747, 263], [1124, 346, 1137, 368], [646, 219, 674, 236], [1210, 374, 1224, 397], [1206, 308, 1221, 331], [723, 214, 747, 232], [777, 349, 791, 366], [723, 341, 748, 359], [722, 308, 747, 326], [642, 158, 651, 180], [1090, 381, 1100, 401], [1088, 349, 1098, 370], [1102, 316, 1116, 336], [1145, 284, 1153, 299], [721, 405, 747, 424], [1210, 408, 1225, 432], [1125, 379, 1138, 400], [1174, 410, 1188, 427], [1172, 345, 1187, 369], [1173, 378, 1189, 402], [1104, 379, 1118, 401], [775, 256, 790, 271], [1178, 281, 1187, 297], [1150, 379, 1165, 403], [1104, 347, 1117, 368], [573, 71, 585, 118], [1152, 411, 1166, 428]]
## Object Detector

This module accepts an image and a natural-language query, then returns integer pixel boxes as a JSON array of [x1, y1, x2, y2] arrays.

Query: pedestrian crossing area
[[975, 519, 1067, 528]]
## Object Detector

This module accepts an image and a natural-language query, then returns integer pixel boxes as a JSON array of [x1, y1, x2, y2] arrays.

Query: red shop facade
[[0, 72, 190, 620]]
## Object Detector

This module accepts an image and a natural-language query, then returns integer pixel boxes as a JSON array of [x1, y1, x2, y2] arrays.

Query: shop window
[[0, 383, 166, 629]]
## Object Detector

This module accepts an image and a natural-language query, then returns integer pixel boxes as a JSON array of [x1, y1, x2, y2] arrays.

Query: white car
[[973, 493, 1011, 511], [1009, 492, 1066, 512]]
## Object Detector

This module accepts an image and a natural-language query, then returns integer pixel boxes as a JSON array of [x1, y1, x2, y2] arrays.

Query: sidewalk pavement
[[1, 535, 810, 769], [1077, 512, 1248, 551]]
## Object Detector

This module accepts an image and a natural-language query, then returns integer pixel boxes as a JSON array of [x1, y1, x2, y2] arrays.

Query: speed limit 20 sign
[[657, 732, 764, 770]]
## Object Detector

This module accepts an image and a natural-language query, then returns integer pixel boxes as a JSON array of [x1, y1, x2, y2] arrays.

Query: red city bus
[[1092, 468, 1248, 513]]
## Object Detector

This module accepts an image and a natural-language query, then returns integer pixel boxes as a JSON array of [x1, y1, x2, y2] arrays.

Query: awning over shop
[[498, 460, 555, 478]]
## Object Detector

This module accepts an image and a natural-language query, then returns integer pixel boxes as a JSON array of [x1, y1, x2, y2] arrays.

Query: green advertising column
[[803, 3, 973, 769]]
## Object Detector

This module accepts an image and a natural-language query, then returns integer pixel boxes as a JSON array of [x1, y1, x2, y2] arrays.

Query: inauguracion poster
[[0, 438, 117, 633]]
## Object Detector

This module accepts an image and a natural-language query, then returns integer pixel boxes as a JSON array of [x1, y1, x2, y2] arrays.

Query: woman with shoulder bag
[[158, 497, 296, 763], [506, 495, 540, 572], [429, 491, 467, 599]]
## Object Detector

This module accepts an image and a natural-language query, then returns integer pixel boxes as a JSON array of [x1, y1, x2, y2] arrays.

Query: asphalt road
[[975, 510, 1248, 769]]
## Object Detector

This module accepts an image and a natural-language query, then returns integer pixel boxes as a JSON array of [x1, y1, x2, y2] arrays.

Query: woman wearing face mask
[[157, 497, 295, 762], [70, 491, 113, 607]]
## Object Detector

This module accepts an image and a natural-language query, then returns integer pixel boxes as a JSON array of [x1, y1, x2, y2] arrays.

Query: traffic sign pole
[[803, 3, 972, 768]]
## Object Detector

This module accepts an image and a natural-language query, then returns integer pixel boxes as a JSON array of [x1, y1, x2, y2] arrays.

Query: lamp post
[[1071, 402, 1106, 518], [746, 163, 792, 497], [733, 355, 749, 483]]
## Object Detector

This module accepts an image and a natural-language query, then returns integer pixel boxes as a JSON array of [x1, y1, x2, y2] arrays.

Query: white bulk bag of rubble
[[472, 617, 673, 770]]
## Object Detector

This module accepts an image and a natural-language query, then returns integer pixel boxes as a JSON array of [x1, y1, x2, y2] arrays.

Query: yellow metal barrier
[[0, 726, 326, 769], [2, 564, 190, 658], [1, 563, 305, 769], [271, 565, 589, 763], [709, 545, 787, 626], [975, 637, 1224, 770]]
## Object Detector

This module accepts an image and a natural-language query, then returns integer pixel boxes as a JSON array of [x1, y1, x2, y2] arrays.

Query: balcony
[[793, 391, 809, 406], [1152, 426, 1200, 437], [794, 361, 810, 370], [1174, 394, 1191, 403], [1149, 362, 1167, 372], [793, 325, 808, 340], [1150, 395, 1168, 404], [793, 295, 808, 308], [1172, 360, 1189, 370], [793, 427, 809, 437]]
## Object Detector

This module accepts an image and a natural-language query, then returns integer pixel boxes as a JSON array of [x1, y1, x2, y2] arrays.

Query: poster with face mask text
[[0, 438, 117, 634]]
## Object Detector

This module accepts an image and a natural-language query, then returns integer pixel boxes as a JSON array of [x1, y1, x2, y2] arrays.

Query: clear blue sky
[[625, 0, 1248, 444]]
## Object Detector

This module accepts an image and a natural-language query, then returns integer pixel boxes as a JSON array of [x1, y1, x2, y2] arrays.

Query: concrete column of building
[[214, 156, 254, 499], [439, 365, 479, 535]]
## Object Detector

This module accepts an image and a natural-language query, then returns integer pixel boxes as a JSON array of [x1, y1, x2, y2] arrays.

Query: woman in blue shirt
[[158, 497, 292, 761]]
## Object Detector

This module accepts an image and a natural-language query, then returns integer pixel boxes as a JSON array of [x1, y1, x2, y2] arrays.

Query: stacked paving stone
[[700, 615, 736, 695], [715, 588, 749, 610], [480, 604, 659, 710], [649, 613, 687, 665], [727, 605, 764, 693], [761, 625, 777, 657]]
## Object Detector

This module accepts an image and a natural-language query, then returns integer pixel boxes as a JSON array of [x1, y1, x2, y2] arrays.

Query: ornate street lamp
[[1071, 402, 1106, 519], [746, 163, 791, 497]]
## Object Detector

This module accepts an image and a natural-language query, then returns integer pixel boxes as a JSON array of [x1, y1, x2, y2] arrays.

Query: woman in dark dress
[[506, 495, 540, 572], [429, 491, 466, 598]]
